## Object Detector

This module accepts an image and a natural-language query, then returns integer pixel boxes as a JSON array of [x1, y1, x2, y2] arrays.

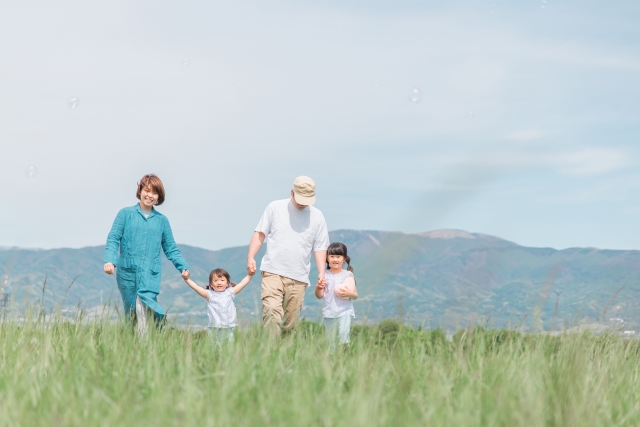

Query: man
[[247, 176, 330, 335]]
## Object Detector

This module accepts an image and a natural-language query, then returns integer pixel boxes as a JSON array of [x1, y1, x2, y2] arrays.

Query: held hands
[[181, 270, 190, 281], [104, 263, 115, 275], [247, 258, 257, 276]]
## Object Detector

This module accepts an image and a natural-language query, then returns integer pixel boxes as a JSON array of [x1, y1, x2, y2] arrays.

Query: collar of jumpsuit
[[136, 204, 156, 219]]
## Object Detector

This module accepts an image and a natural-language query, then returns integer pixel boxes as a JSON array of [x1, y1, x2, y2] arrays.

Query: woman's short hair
[[136, 174, 166, 206]]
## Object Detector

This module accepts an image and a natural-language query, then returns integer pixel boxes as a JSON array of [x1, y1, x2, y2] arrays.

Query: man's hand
[[181, 270, 190, 281], [247, 258, 257, 276], [104, 263, 115, 275]]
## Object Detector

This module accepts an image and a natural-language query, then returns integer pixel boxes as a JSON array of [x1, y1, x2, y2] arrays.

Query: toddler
[[183, 268, 253, 344]]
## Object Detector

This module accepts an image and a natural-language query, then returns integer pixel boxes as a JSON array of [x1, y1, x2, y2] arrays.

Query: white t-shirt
[[207, 288, 236, 328], [255, 198, 330, 285], [322, 270, 355, 319]]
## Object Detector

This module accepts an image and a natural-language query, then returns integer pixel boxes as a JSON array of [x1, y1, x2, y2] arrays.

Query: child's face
[[140, 186, 159, 209], [210, 275, 229, 292], [327, 254, 345, 270]]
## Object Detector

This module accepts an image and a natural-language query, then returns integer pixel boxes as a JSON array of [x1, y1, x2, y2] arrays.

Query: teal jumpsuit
[[104, 205, 189, 321]]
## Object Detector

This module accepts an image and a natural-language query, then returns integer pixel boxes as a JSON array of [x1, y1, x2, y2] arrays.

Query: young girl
[[315, 242, 358, 351], [182, 268, 254, 344], [104, 173, 190, 335]]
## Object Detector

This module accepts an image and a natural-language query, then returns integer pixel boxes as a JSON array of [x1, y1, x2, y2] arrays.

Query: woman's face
[[140, 186, 159, 209], [210, 275, 229, 292], [327, 254, 345, 270]]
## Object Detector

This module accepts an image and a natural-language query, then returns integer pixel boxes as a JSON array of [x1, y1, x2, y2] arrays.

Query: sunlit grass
[[1, 310, 639, 426]]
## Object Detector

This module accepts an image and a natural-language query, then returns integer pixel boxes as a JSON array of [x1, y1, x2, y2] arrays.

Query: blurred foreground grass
[[1, 312, 640, 427]]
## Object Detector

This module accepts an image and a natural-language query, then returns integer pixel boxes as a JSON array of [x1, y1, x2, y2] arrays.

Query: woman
[[103, 174, 189, 333]]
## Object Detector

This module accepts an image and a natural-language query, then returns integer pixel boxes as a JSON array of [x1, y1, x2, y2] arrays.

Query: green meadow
[[1, 311, 639, 427]]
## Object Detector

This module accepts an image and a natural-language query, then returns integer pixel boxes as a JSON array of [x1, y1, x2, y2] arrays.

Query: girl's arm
[[183, 276, 209, 300], [349, 282, 358, 300], [347, 273, 358, 300], [336, 276, 358, 300], [315, 281, 325, 299], [231, 274, 254, 295]]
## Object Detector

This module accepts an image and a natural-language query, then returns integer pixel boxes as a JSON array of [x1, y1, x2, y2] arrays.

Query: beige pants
[[261, 272, 307, 335]]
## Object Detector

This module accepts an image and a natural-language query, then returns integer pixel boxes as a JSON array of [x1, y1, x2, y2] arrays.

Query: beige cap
[[292, 176, 316, 205]]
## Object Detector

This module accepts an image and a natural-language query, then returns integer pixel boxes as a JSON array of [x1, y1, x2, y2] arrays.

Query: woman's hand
[[104, 263, 115, 275], [181, 270, 190, 281]]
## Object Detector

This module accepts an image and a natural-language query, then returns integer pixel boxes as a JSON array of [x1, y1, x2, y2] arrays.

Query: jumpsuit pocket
[[116, 266, 136, 283]]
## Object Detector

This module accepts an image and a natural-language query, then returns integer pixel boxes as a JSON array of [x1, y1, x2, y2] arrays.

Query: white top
[[322, 270, 355, 319], [255, 198, 330, 285], [207, 288, 236, 328]]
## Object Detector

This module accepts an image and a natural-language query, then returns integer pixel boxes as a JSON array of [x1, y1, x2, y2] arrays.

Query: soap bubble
[[540, 0, 547, 8], [468, 111, 475, 118], [181, 57, 191, 66], [373, 81, 380, 89], [408, 88, 423, 104], [490, 2, 498, 14], [68, 97, 79, 109], [25, 166, 38, 178]]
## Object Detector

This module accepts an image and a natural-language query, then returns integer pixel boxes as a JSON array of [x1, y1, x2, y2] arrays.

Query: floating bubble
[[541, 0, 547, 8], [68, 97, 79, 109], [181, 57, 191, 66], [468, 111, 475, 118], [408, 87, 423, 104], [490, 2, 498, 15], [373, 81, 380, 89], [25, 165, 38, 178]]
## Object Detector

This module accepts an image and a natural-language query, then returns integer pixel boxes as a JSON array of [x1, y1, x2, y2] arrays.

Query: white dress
[[322, 270, 355, 319], [207, 288, 237, 328]]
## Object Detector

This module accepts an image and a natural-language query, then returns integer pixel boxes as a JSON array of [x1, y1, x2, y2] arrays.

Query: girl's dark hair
[[326, 242, 354, 273], [207, 268, 236, 289]]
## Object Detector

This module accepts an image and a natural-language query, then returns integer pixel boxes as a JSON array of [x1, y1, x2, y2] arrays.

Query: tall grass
[[1, 311, 639, 426]]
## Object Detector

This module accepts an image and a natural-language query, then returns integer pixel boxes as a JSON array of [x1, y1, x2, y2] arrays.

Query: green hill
[[1, 229, 639, 331]]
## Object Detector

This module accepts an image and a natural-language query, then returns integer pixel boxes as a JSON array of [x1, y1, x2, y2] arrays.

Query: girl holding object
[[182, 268, 254, 344], [315, 242, 358, 351], [104, 174, 190, 335]]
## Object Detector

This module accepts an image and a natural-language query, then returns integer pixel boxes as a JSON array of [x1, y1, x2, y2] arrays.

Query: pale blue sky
[[1, 0, 639, 250]]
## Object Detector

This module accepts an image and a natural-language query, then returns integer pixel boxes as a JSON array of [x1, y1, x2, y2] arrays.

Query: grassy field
[[1, 311, 640, 427]]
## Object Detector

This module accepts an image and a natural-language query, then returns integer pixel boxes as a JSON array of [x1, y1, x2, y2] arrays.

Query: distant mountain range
[[1, 229, 639, 331]]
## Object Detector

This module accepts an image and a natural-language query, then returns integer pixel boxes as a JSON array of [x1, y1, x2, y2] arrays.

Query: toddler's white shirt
[[207, 288, 236, 328]]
